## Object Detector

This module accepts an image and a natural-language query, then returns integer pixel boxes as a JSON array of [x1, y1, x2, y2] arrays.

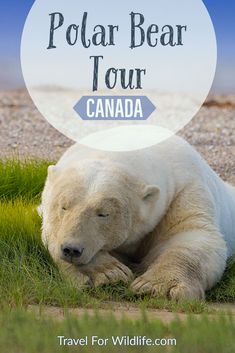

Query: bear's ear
[[142, 185, 160, 202], [47, 165, 58, 181]]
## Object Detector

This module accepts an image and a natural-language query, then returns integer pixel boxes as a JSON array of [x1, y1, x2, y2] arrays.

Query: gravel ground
[[0, 90, 234, 184], [28, 303, 235, 323]]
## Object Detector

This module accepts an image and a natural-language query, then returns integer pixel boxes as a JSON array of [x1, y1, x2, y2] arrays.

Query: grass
[[0, 159, 234, 313], [207, 258, 235, 302], [0, 159, 50, 202], [1, 309, 235, 353]]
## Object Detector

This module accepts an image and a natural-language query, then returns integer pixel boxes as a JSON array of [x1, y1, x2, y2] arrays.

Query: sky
[[0, 0, 234, 92]]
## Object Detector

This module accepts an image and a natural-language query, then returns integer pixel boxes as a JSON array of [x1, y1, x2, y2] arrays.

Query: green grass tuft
[[0, 159, 51, 202], [206, 257, 235, 302]]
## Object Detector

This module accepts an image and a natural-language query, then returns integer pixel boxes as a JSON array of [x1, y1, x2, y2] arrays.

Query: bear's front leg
[[51, 246, 133, 289], [56, 259, 90, 289], [78, 251, 134, 287], [131, 229, 227, 300]]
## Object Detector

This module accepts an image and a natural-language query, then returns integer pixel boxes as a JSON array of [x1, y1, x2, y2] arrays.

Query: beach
[[0, 90, 234, 184]]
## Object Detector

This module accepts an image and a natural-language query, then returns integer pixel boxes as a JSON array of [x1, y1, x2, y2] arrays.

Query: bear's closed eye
[[97, 213, 110, 218]]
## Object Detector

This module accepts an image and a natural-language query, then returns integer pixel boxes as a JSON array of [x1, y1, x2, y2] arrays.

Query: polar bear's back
[[58, 135, 232, 198], [58, 135, 191, 184]]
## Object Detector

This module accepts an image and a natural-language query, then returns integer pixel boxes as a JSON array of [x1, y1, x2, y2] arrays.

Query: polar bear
[[40, 135, 235, 300]]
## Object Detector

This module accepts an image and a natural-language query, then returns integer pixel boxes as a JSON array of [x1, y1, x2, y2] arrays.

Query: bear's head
[[41, 160, 160, 265]]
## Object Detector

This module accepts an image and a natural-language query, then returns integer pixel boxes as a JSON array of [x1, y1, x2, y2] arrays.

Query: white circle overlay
[[21, 0, 217, 151]]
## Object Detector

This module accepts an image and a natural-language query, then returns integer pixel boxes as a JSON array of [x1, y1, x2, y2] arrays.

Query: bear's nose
[[61, 244, 84, 259]]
